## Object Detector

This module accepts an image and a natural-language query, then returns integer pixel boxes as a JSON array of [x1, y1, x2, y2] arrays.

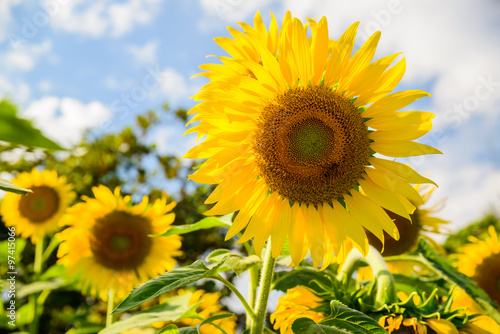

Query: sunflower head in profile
[[57, 185, 182, 301], [365, 184, 449, 256], [1, 168, 75, 243], [184, 11, 440, 268], [455, 226, 500, 308]]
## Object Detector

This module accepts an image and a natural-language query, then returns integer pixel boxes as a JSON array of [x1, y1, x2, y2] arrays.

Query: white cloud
[[0, 76, 31, 103], [38, 80, 53, 93], [2, 40, 52, 71], [199, 0, 277, 22], [125, 40, 159, 64], [22, 97, 112, 148], [50, 0, 165, 37]]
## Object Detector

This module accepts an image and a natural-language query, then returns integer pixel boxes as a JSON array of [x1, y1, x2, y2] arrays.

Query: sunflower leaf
[[206, 249, 261, 275], [113, 259, 226, 313], [153, 217, 231, 237], [291, 301, 388, 334], [0, 177, 32, 195], [176, 313, 235, 334], [100, 294, 196, 334], [0, 99, 63, 150]]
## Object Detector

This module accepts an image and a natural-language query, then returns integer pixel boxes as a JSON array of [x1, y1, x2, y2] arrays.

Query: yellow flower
[[178, 289, 237, 334], [1, 168, 75, 243], [451, 287, 500, 333], [150, 289, 237, 333], [455, 226, 500, 307], [366, 184, 448, 256], [184, 11, 439, 268], [270, 286, 327, 334], [57, 185, 182, 301]]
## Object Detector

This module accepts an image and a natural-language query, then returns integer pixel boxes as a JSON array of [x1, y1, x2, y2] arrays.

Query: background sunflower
[[1, 168, 75, 243], [57, 185, 182, 301]]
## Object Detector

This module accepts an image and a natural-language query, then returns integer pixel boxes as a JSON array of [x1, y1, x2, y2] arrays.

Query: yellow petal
[[362, 90, 431, 118], [271, 198, 292, 258], [425, 319, 459, 334], [309, 16, 329, 85], [332, 200, 368, 257], [305, 205, 326, 268], [325, 21, 359, 87], [359, 176, 410, 219], [369, 157, 437, 186], [371, 140, 442, 157]]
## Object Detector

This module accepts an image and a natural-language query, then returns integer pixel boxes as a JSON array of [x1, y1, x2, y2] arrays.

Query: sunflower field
[[1, 6, 500, 334]]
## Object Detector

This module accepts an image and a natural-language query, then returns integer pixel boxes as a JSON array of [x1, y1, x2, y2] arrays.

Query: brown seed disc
[[474, 253, 500, 305], [253, 86, 370, 205], [19, 186, 60, 223], [90, 211, 152, 270], [366, 209, 422, 256]]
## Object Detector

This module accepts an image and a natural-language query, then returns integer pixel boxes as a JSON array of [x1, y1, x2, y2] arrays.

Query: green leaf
[[18, 278, 67, 298], [206, 249, 261, 275], [0, 177, 32, 195], [153, 217, 231, 237], [114, 259, 226, 313], [175, 313, 235, 334], [292, 317, 345, 334], [310, 301, 388, 334], [159, 324, 180, 334], [416, 237, 500, 324], [99, 294, 197, 334], [0, 238, 26, 263], [66, 326, 105, 334], [0, 99, 62, 150], [273, 268, 331, 293]]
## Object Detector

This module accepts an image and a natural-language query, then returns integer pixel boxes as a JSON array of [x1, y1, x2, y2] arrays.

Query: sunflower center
[[474, 252, 500, 305], [18, 186, 60, 223], [367, 209, 422, 256], [253, 86, 370, 205], [90, 211, 152, 270]]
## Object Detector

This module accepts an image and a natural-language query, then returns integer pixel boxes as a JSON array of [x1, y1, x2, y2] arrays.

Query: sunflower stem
[[41, 236, 60, 264], [251, 240, 275, 334], [338, 246, 397, 307], [213, 274, 257, 322], [106, 289, 115, 327], [247, 265, 259, 328], [34, 237, 45, 275]]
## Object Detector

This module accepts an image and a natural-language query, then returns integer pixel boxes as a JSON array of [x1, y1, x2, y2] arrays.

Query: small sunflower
[[455, 226, 500, 307], [366, 184, 449, 256], [1, 168, 75, 243], [57, 185, 182, 300], [184, 11, 440, 268], [270, 286, 327, 334]]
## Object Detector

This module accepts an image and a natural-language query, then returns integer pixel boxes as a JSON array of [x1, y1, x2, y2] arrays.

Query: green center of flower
[[287, 118, 334, 165], [366, 210, 422, 256], [90, 211, 152, 270], [253, 86, 370, 205], [19, 186, 60, 223]]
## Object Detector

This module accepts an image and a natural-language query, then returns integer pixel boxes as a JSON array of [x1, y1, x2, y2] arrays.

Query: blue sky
[[1, 0, 500, 241]]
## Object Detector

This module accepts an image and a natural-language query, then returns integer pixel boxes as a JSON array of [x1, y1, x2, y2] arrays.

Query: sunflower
[[184, 11, 440, 268], [455, 225, 500, 307], [270, 286, 327, 334], [1, 168, 75, 243], [57, 185, 182, 301], [365, 184, 448, 256]]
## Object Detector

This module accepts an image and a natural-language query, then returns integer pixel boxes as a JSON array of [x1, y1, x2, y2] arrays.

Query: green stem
[[338, 246, 397, 307], [41, 236, 60, 264], [106, 289, 115, 327], [34, 237, 45, 275], [213, 274, 257, 322], [365, 246, 397, 306], [251, 240, 275, 334], [247, 265, 259, 328], [30, 238, 46, 334]]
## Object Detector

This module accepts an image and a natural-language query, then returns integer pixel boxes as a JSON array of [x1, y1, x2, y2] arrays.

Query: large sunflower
[[184, 11, 440, 268], [1, 168, 75, 243], [57, 185, 182, 300], [455, 226, 500, 307]]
